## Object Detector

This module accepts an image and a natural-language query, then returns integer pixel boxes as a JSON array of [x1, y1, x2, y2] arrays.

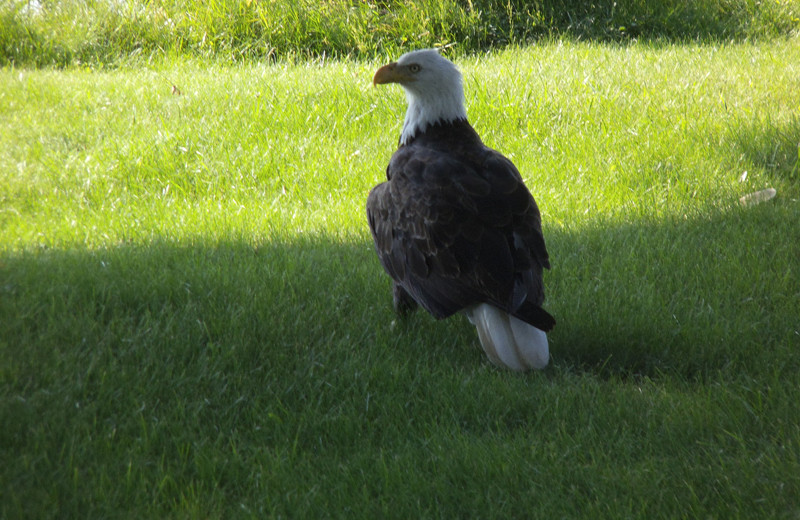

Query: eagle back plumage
[[366, 119, 554, 331]]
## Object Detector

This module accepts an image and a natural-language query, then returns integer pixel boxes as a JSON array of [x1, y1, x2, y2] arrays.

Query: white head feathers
[[373, 49, 468, 145]]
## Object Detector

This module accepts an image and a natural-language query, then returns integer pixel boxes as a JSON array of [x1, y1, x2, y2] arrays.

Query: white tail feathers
[[465, 303, 549, 371]]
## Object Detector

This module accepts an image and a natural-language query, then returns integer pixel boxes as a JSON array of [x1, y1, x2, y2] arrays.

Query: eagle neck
[[399, 118, 482, 149], [400, 86, 468, 146]]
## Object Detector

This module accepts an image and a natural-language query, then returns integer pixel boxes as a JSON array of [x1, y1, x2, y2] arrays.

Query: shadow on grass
[[547, 201, 798, 380], [493, 0, 798, 43], [2, 202, 797, 384], [1, 236, 392, 371], [732, 115, 800, 183]]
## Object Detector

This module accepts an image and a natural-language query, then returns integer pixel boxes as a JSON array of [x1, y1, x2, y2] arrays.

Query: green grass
[[2, 40, 800, 517], [2, 0, 800, 66]]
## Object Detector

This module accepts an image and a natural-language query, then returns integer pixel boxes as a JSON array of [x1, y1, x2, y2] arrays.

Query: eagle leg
[[392, 283, 419, 316]]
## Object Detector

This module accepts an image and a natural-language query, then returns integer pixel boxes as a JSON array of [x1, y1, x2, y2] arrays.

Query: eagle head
[[373, 49, 468, 145]]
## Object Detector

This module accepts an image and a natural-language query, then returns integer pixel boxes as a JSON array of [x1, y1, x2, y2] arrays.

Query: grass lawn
[[2, 39, 800, 518]]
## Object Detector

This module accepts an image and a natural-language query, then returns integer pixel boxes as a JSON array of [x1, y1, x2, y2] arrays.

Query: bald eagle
[[366, 49, 555, 371]]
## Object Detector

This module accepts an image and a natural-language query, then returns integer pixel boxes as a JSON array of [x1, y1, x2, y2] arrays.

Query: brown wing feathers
[[366, 121, 555, 332]]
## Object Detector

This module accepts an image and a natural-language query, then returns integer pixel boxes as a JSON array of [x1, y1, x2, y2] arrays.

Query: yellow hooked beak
[[373, 62, 414, 86]]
